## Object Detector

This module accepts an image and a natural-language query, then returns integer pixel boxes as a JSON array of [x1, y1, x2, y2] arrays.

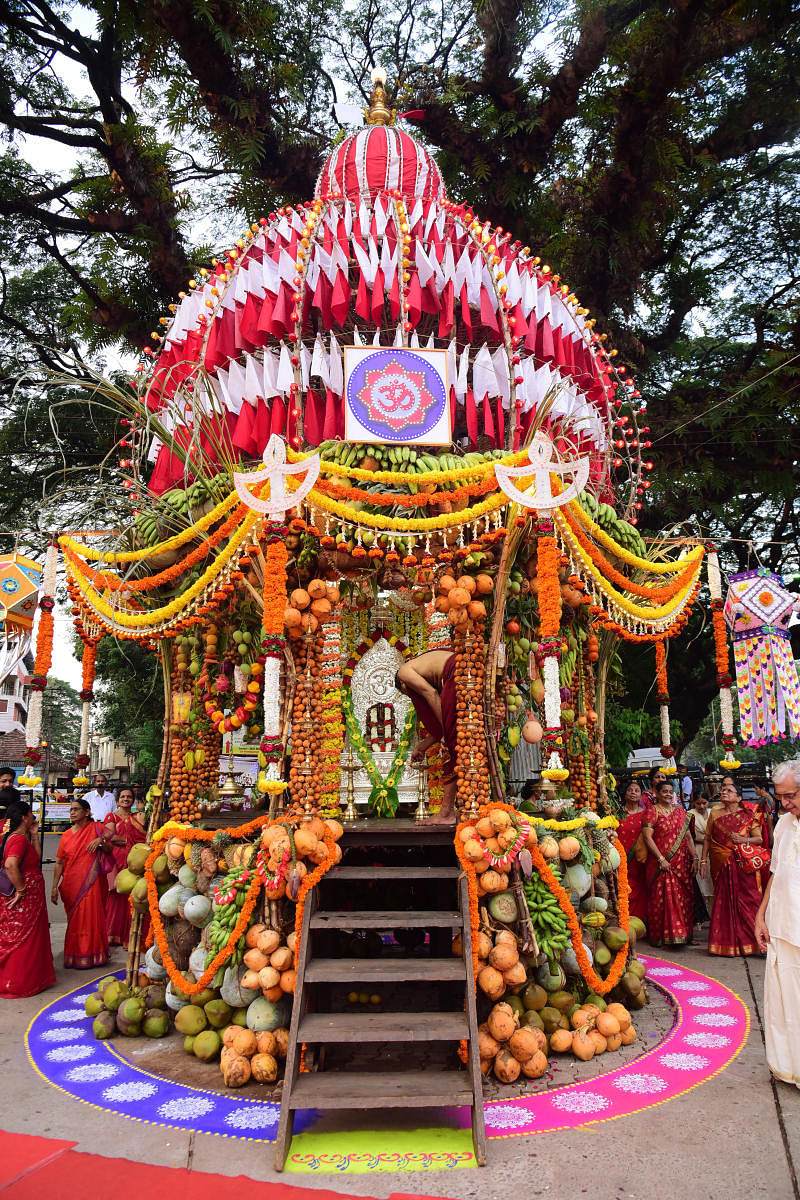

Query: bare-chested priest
[[395, 649, 457, 823]]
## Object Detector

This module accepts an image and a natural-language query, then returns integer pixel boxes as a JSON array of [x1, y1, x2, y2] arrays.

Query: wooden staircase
[[273, 822, 486, 1169]]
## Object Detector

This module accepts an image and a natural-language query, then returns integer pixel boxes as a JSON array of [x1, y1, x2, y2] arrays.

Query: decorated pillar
[[257, 525, 290, 802], [707, 549, 738, 767], [654, 640, 673, 762], [22, 542, 58, 784], [536, 517, 568, 782]]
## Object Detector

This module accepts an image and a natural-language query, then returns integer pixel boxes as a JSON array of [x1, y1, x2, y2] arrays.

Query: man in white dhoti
[[755, 759, 800, 1089]]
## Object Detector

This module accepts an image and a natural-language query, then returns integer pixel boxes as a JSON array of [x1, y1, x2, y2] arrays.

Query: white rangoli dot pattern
[[49, 1009, 88, 1023], [671, 980, 711, 991], [46, 1045, 94, 1063], [683, 1033, 731, 1049], [484, 1104, 534, 1130], [551, 1092, 610, 1114], [693, 1013, 737, 1027], [688, 996, 728, 1009], [156, 1097, 215, 1120], [103, 1082, 159, 1102], [659, 1053, 711, 1071], [224, 1107, 280, 1131], [39, 1027, 85, 1043], [65, 1064, 119, 1082], [612, 1073, 669, 1094]]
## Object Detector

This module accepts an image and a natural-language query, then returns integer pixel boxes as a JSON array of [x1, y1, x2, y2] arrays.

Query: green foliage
[[93, 637, 164, 779], [41, 678, 82, 761]]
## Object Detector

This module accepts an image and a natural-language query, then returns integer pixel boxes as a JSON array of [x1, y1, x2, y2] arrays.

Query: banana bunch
[[578, 492, 647, 558], [207, 869, 251, 964], [524, 871, 571, 961], [132, 511, 162, 547], [559, 636, 579, 688]]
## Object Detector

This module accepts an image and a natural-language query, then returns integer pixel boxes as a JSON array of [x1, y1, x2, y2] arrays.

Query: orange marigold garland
[[258, 529, 289, 795], [25, 542, 59, 765], [293, 824, 338, 959], [654, 639, 673, 758], [707, 547, 737, 759]]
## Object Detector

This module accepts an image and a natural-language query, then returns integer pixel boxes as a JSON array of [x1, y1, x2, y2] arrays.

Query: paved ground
[[2, 836, 798, 1200]]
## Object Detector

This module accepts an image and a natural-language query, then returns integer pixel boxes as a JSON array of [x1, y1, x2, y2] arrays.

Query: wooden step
[[298, 1011, 469, 1043], [326, 865, 460, 880], [304, 957, 465, 983], [288, 1068, 473, 1110], [310, 909, 461, 930]]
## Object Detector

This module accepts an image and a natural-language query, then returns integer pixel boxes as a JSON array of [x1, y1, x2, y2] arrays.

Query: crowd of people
[[617, 765, 782, 957], [0, 774, 146, 997]]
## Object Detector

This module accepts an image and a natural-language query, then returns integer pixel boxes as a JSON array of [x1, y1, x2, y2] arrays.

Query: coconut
[[572, 1027, 595, 1060], [220, 965, 261, 1009], [487, 1003, 517, 1042], [539, 1006, 564, 1035], [549, 1028, 573, 1053], [184, 894, 212, 928], [194, 1029, 222, 1062], [478, 1026, 500, 1059], [493, 1048, 521, 1083], [548, 990, 575, 1015], [189, 944, 209, 978], [488, 942, 518, 972], [520, 1009, 545, 1031], [142, 984, 167, 1011], [175, 1005, 208, 1036], [114, 868, 139, 896], [144, 945, 167, 981], [463, 838, 485, 862], [589, 1030, 608, 1054], [570, 1007, 591, 1029], [126, 843, 150, 875], [487, 891, 517, 924], [603, 925, 629, 952], [606, 1002, 632, 1031], [580, 895, 608, 913], [476, 931, 493, 959], [520, 1049, 548, 1078], [538, 835, 559, 859], [596, 1012, 621, 1038], [142, 1009, 170, 1038], [92, 1011, 116, 1040], [508, 1027, 542, 1063], [502, 961, 528, 988], [205, 998, 233, 1028], [221, 1055, 251, 1088], [620, 1024, 637, 1045], [521, 982, 548, 1012], [251, 1052, 279, 1083], [256, 928, 282, 956], [536, 961, 566, 992], [102, 980, 130, 1011], [84, 992, 105, 1018], [131, 876, 149, 912], [246, 995, 289, 1032], [564, 862, 592, 899], [158, 883, 183, 917], [270, 945, 293, 973], [477, 966, 505, 1001], [165, 980, 190, 1013]]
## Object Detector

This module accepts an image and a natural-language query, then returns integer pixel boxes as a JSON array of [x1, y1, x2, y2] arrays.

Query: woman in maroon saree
[[702, 782, 764, 957], [643, 781, 697, 946], [51, 798, 109, 969], [0, 802, 55, 997], [103, 787, 146, 946], [617, 780, 654, 924]]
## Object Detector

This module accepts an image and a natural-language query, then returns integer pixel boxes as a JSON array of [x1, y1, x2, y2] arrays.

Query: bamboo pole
[[125, 640, 173, 987]]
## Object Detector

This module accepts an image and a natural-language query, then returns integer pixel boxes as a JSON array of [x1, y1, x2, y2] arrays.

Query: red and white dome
[[315, 125, 445, 202]]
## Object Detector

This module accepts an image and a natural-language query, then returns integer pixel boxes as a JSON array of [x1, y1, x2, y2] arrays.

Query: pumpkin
[[520, 1050, 548, 1078], [221, 1054, 251, 1088], [493, 1049, 521, 1083], [251, 1052, 279, 1084], [478, 966, 506, 1001]]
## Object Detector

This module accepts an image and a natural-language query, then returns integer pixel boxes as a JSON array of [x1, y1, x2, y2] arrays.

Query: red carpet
[[0, 1131, 448, 1199]]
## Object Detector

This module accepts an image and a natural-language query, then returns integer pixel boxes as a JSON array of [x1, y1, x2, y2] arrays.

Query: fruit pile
[[453, 621, 491, 811], [86, 977, 170, 1041], [479, 1001, 548, 1082], [434, 572, 493, 630], [284, 580, 341, 639]]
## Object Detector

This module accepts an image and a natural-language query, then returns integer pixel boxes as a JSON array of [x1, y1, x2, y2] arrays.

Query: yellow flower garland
[[66, 509, 259, 628], [556, 511, 704, 620], [60, 489, 240, 563], [566, 499, 705, 575], [307, 485, 507, 533], [528, 814, 619, 831]]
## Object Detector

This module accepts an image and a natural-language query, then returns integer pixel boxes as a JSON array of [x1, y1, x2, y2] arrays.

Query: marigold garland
[[287, 445, 531, 485], [144, 837, 263, 995], [563, 505, 701, 601], [711, 602, 731, 685], [536, 534, 562, 637], [60, 488, 240, 563], [528, 814, 619, 832], [306, 485, 507, 534], [63, 505, 245, 593], [32, 609, 54, 683], [526, 837, 630, 995], [567, 498, 706, 574], [655, 639, 669, 700], [293, 824, 337, 963], [315, 471, 500, 510]]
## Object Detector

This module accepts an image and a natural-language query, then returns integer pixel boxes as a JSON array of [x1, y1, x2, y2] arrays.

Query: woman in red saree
[[617, 780, 654, 924], [0, 802, 55, 997], [643, 780, 697, 946], [51, 798, 109, 969], [702, 781, 764, 957], [103, 787, 146, 946]]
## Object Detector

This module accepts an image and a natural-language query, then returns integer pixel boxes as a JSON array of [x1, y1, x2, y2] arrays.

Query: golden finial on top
[[364, 66, 396, 126]]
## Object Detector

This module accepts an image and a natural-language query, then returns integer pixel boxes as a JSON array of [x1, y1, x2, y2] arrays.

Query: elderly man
[[755, 759, 800, 1089], [82, 773, 115, 822]]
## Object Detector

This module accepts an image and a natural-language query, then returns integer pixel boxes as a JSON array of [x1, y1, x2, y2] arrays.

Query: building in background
[[0, 652, 32, 735], [89, 732, 133, 788]]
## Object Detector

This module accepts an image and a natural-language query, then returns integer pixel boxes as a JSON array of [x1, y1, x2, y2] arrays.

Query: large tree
[[1, 0, 799, 743]]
